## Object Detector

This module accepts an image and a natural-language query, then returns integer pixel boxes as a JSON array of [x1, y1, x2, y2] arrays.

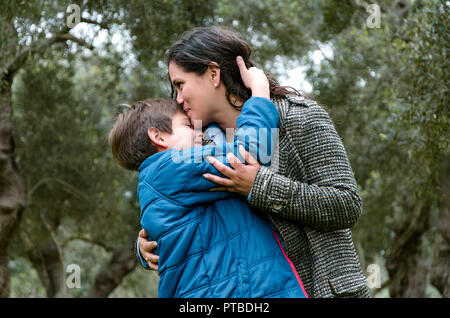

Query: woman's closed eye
[[184, 119, 193, 128], [174, 81, 184, 90]]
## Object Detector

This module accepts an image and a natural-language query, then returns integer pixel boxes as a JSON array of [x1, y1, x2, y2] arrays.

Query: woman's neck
[[208, 91, 244, 141], [212, 102, 242, 139]]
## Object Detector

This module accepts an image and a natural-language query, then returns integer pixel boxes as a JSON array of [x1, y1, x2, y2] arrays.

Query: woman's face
[[169, 61, 218, 127]]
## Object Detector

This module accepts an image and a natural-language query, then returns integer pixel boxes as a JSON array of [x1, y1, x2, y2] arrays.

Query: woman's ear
[[148, 127, 169, 151], [208, 62, 221, 87]]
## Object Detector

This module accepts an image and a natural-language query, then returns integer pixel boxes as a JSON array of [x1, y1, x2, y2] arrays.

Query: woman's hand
[[236, 56, 270, 99], [138, 229, 159, 274], [203, 145, 260, 197]]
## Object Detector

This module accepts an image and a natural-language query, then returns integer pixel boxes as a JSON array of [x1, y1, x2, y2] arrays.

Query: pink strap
[[272, 230, 309, 298]]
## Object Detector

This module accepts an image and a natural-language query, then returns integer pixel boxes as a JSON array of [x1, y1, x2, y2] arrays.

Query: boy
[[108, 96, 308, 298]]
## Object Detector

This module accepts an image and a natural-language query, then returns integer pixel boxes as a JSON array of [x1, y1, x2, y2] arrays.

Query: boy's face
[[165, 111, 203, 151]]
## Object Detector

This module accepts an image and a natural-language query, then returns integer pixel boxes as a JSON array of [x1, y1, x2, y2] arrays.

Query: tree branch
[[2, 32, 94, 82], [88, 234, 138, 298], [53, 33, 94, 50], [315, 41, 333, 64], [80, 17, 110, 30], [391, 0, 412, 19], [28, 177, 88, 204], [372, 279, 390, 297], [61, 236, 114, 253]]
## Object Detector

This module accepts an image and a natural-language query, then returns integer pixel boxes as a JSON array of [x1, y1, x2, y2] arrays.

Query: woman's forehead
[[168, 61, 185, 78], [169, 61, 206, 81]]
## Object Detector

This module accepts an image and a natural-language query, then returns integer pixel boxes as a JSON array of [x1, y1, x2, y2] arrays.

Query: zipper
[[271, 229, 309, 298]]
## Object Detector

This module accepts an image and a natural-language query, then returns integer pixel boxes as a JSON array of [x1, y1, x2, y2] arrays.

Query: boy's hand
[[138, 229, 159, 274], [236, 56, 270, 99]]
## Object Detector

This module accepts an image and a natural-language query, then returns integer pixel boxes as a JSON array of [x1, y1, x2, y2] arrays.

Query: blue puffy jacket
[[137, 97, 308, 298]]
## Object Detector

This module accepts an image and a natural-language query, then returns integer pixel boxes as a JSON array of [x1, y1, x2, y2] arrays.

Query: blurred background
[[0, 0, 448, 298]]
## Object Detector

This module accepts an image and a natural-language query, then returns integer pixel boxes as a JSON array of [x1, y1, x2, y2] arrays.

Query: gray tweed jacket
[[248, 94, 370, 298]]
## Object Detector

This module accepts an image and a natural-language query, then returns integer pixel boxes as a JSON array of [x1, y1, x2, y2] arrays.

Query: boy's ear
[[148, 127, 169, 150]]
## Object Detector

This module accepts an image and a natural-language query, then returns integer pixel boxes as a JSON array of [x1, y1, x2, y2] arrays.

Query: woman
[[137, 26, 370, 298]]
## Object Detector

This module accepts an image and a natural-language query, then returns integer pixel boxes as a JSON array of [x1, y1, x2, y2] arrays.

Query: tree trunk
[[430, 210, 450, 297], [0, 77, 27, 298], [386, 200, 431, 297], [0, 21, 99, 298], [430, 159, 450, 297], [88, 238, 137, 298], [26, 237, 68, 298]]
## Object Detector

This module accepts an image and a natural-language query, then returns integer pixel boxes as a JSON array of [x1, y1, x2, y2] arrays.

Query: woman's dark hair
[[166, 26, 303, 109]]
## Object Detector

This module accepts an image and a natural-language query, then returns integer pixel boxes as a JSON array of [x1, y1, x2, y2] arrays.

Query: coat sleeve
[[248, 103, 362, 231], [136, 238, 150, 270]]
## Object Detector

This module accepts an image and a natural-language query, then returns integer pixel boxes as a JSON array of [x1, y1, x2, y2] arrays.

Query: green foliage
[[9, 258, 46, 297]]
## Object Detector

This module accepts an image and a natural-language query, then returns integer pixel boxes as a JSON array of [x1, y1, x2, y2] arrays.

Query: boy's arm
[[229, 96, 279, 166], [205, 96, 278, 166], [208, 56, 277, 166], [148, 95, 278, 204], [175, 96, 279, 194]]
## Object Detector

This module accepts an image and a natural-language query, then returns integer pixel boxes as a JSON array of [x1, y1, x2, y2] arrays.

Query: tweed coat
[[247, 94, 370, 298]]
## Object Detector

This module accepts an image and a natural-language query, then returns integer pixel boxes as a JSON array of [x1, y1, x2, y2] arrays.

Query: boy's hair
[[108, 98, 181, 171]]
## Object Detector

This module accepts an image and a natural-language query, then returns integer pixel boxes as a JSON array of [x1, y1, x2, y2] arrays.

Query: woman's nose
[[176, 95, 184, 105]]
